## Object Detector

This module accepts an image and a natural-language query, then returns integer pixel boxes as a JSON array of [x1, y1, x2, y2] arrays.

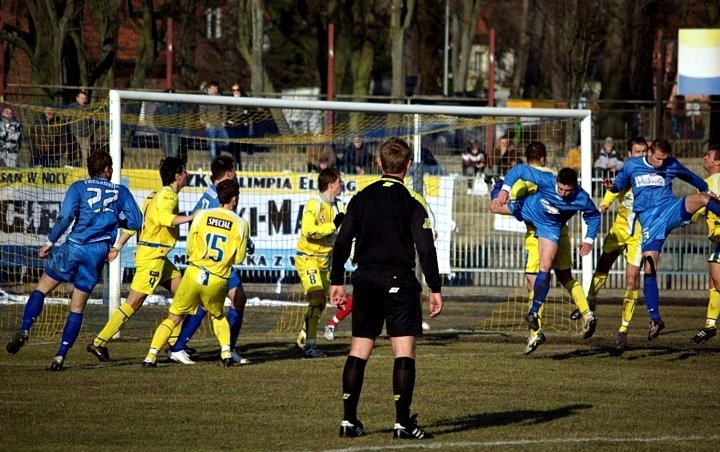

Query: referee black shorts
[[351, 266, 423, 338]]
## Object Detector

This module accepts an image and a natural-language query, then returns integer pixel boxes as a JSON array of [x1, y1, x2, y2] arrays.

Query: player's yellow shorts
[[294, 254, 330, 295], [602, 220, 642, 267], [130, 257, 181, 295], [169, 265, 229, 319], [524, 225, 572, 273]]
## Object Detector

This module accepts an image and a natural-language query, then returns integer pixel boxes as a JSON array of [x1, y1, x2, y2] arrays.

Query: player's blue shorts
[[229, 269, 243, 291], [638, 197, 692, 252], [512, 198, 563, 244], [44, 241, 110, 293]]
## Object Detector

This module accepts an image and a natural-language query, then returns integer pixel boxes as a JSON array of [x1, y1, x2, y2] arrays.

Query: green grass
[[1, 303, 719, 451]]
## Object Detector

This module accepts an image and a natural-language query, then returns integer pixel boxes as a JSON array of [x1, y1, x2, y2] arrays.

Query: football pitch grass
[[1, 303, 719, 451]]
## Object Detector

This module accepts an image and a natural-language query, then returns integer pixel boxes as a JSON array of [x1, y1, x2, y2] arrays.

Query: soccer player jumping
[[496, 164, 600, 339], [606, 139, 720, 340]]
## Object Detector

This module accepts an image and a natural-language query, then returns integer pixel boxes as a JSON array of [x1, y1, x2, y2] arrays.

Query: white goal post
[[108, 89, 593, 319]]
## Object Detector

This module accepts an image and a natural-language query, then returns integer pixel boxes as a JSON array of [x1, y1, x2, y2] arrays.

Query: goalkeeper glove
[[246, 238, 255, 255], [333, 212, 345, 228]]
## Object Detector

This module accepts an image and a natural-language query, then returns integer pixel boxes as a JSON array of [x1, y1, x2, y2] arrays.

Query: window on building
[[206, 8, 222, 40]]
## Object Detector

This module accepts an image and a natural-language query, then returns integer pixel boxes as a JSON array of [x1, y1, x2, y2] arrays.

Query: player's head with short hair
[[210, 155, 236, 182], [87, 151, 113, 179], [525, 141, 547, 165], [379, 137, 412, 174], [556, 167, 578, 198], [318, 167, 341, 192], [703, 144, 720, 175], [216, 178, 240, 206], [159, 156, 186, 186], [708, 144, 720, 159], [651, 139, 671, 155], [627, 137, 648, 158], [648, 139, 672, 169]]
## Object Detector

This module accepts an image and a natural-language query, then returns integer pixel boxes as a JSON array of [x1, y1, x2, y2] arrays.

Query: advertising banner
[[0, 168, 454, 274], [678, 29, 720, 95]]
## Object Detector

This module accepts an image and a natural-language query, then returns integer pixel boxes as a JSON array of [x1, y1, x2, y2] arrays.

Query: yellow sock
[[706, 289, 720, 328], [211, 316, 232, 359], [537, 303, 546, 332], [166, 322, 182, 347], [565, 279, 590, 316], [527, 292, 540, 336], [94, 303, 136, 346], [620, 289, 639, 332], [588, 272, 608, 301], [303, 300, 326, 348], [149, 319, 177, 353]]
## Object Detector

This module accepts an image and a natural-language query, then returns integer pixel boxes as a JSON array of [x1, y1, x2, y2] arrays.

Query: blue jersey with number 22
[[48, 177, 142, 245]]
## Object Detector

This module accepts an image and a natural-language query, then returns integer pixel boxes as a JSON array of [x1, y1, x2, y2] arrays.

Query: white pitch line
[[320, 434, 720, 452]]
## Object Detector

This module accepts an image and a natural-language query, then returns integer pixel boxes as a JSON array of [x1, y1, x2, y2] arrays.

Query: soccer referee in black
[[330, 137, 443, 440]]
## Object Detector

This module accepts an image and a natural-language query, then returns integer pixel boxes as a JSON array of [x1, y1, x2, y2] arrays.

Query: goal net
[[0, 93, 592, 343]]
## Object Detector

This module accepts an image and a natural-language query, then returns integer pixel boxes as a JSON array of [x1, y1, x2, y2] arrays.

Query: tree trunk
[[129, 0, 159, 89], [452, 0, 481, 95], [510, 0, 529, 98], [9, 1, 85, 102], [237, 0, 290, 134], [599, 0, 628, 138], [522, 6, 544, 99], [86, 0, 124, 90], [390, 0, 415, 101], [251, 0, 264, 95]]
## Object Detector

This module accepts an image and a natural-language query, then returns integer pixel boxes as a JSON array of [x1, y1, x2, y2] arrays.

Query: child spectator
[[462, 140, 486, 194]]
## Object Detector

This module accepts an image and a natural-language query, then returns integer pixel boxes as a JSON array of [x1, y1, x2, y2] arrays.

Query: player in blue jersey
[[496, 164, 601, 336], [5, 151, 142, 371], [167, 155, 253, 365], [606, 138, 720, 340], [489, 142, 597, 353]]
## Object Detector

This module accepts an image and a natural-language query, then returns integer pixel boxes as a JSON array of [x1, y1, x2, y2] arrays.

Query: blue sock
[[227, 307, 244, 350], [644, 274, 661, 321], [706, 197, 720, 217], [171, 306, 207, 352], [20, 290, 46, 331], [530, 271, 550, 313], [56, 311, 83, 358]]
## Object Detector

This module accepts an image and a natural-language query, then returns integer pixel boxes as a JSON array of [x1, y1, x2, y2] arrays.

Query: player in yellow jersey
[[87, 157, 195, 362], [143, 178, 249, 367], [295, 167, 345, 358], [690, 144, 720, 344], [489, 141, 596, 354], [578, 137, 647, 352]]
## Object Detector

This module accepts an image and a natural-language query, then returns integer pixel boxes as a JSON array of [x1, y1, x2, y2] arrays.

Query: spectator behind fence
[[307, 143, 337, 172], [153, 89, 185, 159], [30, 107, 70, 167], [462, 140, 486, 193], [1, 105, 23, 167], [226, 83, 254, 170], [199, 81, 229, 159], [594, 136, 623, 177], [492, 135, 518, 175], [67, 90, 93, 167], [342, 135, 373, 174]]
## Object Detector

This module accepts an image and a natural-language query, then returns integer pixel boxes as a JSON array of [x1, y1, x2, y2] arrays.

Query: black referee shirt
[[330, 175, 442, 293]]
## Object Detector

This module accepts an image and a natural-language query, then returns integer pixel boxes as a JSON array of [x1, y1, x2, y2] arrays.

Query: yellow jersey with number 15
[[187, 207, 249, 279]]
